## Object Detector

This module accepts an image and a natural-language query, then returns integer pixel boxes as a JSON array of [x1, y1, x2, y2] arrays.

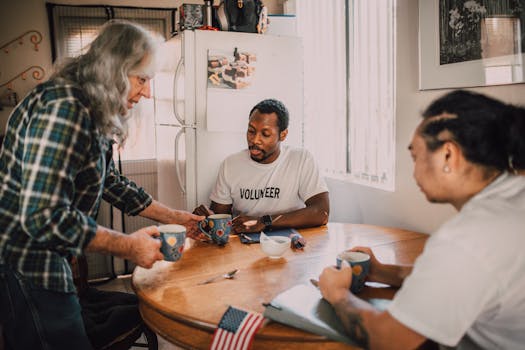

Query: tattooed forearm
[[331, 298, 372, 349], [325, 291, 424, 349], [342, 311, 370, 349]]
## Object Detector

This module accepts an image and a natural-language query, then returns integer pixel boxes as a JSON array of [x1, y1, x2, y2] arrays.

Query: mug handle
[[198, 219, 213, 240]]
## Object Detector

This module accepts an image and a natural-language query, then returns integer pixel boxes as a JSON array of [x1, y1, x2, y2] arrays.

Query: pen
[[241, 233, 252, 241], [262, 302, 282, 310], [273, 214, 283, 223]]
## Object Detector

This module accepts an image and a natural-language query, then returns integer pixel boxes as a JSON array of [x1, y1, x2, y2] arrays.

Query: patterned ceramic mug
[[158, 224, 186, 262], [336, 251, 371, 293], [198, 214, 232, 246]]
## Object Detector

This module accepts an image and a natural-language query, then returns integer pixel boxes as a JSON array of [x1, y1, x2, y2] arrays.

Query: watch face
[[262, 215, 272, 227]]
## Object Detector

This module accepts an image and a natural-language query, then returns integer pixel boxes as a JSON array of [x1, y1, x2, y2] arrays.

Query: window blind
[[48, 4, 176, 61]]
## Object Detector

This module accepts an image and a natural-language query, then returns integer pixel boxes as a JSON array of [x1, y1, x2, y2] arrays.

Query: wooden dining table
[[132, 222, 428, 349]]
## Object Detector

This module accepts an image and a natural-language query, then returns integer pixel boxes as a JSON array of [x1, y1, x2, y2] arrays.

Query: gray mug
[[336, 251, 371, 293], [198, 214, 232, 245], [158, 224, 186, 262]]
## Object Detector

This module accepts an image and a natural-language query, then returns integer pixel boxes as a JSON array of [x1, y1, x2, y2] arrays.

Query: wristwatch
[[261, 215, 272, 229]]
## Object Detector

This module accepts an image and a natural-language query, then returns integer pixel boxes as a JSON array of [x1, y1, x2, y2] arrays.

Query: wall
[[0, 0, 51, 131], [327, 0, 525, 234], [0, 0, 284, 133]]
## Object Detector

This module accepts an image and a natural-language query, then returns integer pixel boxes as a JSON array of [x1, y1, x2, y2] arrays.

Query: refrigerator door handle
[[173, 57, 185, 125], [174, 127, 186, 195]]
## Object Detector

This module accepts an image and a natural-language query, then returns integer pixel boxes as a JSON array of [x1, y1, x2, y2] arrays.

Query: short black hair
[[421, 90, 525, 172], [249, 98, 289, 132]]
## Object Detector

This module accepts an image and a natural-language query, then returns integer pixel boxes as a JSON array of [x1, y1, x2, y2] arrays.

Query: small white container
[[260, 231, 291, 258]]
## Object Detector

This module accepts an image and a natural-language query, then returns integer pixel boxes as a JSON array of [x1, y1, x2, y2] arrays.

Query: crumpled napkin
[[290, 232, 306, 249]]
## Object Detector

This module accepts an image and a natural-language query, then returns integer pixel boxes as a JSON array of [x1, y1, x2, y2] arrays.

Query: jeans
[[0, 264, 92, 350]]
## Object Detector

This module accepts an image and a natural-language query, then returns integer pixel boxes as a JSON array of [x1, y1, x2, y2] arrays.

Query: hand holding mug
[[192, 204, 215, 217], [198, 214, 232, 245], [336, 250, 371, 293], [171, 211, 205, 241], [127, 226, 164, 268], [318, 261, 353, 304]]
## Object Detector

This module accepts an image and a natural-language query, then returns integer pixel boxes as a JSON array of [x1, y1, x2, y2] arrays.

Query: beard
[[249, 146, 273, 163]]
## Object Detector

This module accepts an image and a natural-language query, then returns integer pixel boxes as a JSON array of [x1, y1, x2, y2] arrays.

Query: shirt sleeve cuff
[[127, 191, 153, 216], [81, 216, 98, 249]]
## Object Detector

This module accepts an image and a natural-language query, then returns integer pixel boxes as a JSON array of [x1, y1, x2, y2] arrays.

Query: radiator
[[87, 159, 159, 280]]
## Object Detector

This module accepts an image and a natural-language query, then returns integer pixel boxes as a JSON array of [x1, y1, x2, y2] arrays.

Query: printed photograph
[[207, 48, 257, 89], [439, 0, 525, 65]]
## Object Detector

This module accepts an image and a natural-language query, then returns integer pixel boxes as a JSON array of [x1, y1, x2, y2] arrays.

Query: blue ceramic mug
[[336, 251, 371, 293], [198, 214, 232, 246], [158, 224, 186, 262]]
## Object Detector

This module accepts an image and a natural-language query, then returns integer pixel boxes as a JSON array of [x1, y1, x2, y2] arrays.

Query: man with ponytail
[[318, 90, 525, 350]]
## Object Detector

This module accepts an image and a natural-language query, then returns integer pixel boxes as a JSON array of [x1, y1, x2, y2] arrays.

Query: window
[[47, 4, 177, 161], [299, 0, 396, 191]]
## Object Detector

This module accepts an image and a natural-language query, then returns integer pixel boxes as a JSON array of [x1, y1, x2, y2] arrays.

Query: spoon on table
[[198, 269, 239, 285]]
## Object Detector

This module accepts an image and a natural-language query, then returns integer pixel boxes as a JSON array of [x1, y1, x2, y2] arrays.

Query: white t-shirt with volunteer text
[[388, 173, 525, 349], [209, 146, 328, 217]]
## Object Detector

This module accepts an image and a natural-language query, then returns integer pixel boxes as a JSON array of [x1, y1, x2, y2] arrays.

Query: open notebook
[[263, 283, 390, 345]]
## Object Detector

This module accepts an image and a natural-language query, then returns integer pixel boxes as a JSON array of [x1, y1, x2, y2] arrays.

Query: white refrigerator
[[155, 30, 303, 211]]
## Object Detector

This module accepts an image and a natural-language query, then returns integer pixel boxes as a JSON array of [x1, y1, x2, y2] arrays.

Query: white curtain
[[297, 0, 396, 191], [296, 0, 348, 174], [348, 0, 396, 191]]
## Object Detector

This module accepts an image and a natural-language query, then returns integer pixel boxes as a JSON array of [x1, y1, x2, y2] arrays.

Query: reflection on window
[[481, 16, 523, 85]]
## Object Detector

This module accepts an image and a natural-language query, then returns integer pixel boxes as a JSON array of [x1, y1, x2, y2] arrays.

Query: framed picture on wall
[[419, 0, 525, 90]]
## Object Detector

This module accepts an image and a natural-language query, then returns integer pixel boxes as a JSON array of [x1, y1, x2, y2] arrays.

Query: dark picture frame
[[419, 0, 525, 90]]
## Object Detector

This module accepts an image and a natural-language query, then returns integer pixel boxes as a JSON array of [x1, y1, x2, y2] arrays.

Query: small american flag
[[210, 306, 266, 350]]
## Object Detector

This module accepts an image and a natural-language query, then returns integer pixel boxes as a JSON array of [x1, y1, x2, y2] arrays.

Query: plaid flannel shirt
[[0, 80, 152, 293]]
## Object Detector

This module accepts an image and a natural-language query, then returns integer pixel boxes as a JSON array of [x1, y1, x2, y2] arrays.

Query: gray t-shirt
[[210, 146, 328, 217], [389, 173, 525, 349]]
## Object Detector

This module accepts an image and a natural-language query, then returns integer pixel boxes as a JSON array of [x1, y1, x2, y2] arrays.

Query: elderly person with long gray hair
[[318, 90, 525, 350], [0, 20, 204, 349]]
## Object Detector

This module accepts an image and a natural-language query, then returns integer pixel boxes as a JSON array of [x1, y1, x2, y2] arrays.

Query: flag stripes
[[210, 306, 265, 350]]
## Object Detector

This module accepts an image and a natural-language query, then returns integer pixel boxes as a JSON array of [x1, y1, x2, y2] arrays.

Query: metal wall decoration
[[1, 30, 43, 53], [0, 66, 45, 91], [0, 30, 45, 109]]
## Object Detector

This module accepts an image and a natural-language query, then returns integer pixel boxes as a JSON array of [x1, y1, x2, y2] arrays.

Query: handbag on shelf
[[215, 0, 269, 33]]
